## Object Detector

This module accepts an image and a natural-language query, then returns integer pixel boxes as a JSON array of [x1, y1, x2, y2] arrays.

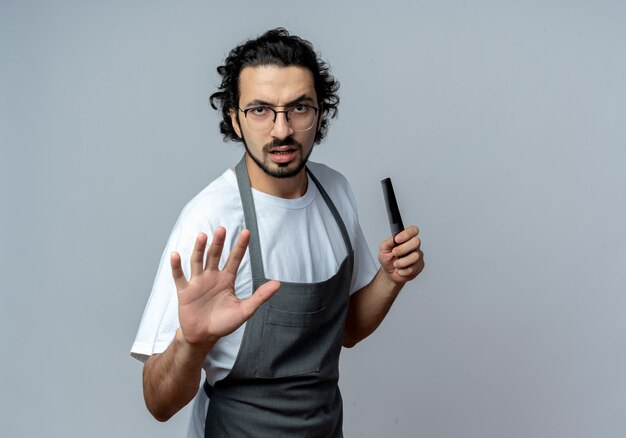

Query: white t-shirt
[[131, 161, 377, 436]]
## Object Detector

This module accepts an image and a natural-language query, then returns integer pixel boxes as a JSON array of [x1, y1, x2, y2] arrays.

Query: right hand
[[171, 227, 280, 348]]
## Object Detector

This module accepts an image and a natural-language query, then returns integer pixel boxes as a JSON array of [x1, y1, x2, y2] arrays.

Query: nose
[[270, 111, 294, 140]]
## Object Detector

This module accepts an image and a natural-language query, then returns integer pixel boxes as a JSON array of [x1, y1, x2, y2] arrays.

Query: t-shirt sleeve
[[130, 170, 243, 364], [130, 226, 189, 362], [350, 220, 378, 294], [130, 210, 211, 362], [345, 185, 378, 295]]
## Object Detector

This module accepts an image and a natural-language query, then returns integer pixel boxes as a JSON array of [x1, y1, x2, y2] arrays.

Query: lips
[[269, 146, 297, 153], [268, 146, 298, 163]]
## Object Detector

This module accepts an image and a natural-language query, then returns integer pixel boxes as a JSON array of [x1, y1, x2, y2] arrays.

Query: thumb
[[379, 234, 397, 253], [240, 280, 281, 320]]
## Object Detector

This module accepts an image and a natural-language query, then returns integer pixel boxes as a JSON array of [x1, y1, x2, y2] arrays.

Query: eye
[[291, 104, 309, 113], [249, 106, 270, 116]]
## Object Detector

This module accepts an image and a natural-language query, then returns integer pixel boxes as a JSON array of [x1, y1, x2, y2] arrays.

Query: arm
[[143, 330, 214, 421], [143, 228, 280, 421], [343, 225, 424, 348]]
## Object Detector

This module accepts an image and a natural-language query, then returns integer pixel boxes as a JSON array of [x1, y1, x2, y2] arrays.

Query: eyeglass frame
[[237, 103, 320, 132]]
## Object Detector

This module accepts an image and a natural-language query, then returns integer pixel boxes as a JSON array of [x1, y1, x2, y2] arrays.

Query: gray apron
[[203, 156, 354, 437]]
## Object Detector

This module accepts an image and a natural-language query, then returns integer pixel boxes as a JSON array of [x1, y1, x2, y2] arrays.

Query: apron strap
[[305, 168, 353, 255], [235, 156, 266, 281]]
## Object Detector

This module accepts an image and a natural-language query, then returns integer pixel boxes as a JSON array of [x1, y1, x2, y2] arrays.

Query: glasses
[[238, 104, 319, 132]]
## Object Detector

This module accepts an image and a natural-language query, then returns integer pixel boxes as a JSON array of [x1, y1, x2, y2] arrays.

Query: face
[[230, 65, 320, 179]]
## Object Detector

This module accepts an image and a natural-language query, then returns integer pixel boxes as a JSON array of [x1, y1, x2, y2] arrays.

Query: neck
[[244, 154, 308, 199]]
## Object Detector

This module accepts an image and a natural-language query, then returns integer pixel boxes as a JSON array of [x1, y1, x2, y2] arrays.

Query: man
[[131, 28, 424, 437]]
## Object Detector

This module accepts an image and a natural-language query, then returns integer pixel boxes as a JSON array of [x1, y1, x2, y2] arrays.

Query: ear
[[230, 108, 242, 138]]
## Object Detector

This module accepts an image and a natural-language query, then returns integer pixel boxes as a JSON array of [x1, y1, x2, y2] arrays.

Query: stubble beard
[[242, 135, 314, 179]]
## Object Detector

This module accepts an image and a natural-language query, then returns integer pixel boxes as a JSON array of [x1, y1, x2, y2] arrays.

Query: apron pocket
[[266, 307, 326, 327], [256, 307, 327, 378]]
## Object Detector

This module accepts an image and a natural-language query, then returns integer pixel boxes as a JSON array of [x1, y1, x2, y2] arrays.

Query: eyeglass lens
[[243, 105, 317, 132]]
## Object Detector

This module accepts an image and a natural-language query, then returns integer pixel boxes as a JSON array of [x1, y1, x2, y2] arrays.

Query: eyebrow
[[242, 94, 315, 108]]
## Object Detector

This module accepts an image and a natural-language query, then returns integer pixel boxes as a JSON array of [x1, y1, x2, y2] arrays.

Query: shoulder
[[307, 161, 349, 185], [307, 161, 352, 198], [172, 168, 242, 237], [307, 161, 359, 218]]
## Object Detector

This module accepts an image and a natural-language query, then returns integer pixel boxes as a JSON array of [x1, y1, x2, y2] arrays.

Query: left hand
[[378, 225, 424, 284]]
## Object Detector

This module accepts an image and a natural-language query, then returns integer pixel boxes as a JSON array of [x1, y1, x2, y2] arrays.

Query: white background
[[2, 1, 625, 437]]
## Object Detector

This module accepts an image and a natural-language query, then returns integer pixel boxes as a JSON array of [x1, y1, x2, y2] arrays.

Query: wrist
[[377, 268, 404, 296], [175, 328, 216, 359]]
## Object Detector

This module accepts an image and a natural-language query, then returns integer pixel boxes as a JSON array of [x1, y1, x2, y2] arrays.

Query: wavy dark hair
[[209, 28, 339, 144]]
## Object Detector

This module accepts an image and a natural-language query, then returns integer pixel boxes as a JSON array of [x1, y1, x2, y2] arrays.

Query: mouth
[[269, 145, 297, 154], [268, 146, 298, 163]]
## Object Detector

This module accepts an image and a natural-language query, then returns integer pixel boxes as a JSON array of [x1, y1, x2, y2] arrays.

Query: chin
[[264, 160, 306, 178]]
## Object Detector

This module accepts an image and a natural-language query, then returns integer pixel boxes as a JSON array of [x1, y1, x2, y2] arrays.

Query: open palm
[[171, 227, 280, 347]]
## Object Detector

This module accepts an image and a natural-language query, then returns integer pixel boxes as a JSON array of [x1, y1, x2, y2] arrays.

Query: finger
[[380, 225, 420, 252], [190, 233, 208, 277], [396, 259, 425, 278], [205, 227, 226, 271], [223, 229, 251, 275], [170, 251, 189, 290], [392, 236, 421, 258], [393, 225, 420, 245], [240, 280, 281, 320], [393, 250, 421, 269]]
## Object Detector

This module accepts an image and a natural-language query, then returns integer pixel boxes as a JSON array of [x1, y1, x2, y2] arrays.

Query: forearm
[[343, 267, 403, 348], [143, 328, 215, 421]]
